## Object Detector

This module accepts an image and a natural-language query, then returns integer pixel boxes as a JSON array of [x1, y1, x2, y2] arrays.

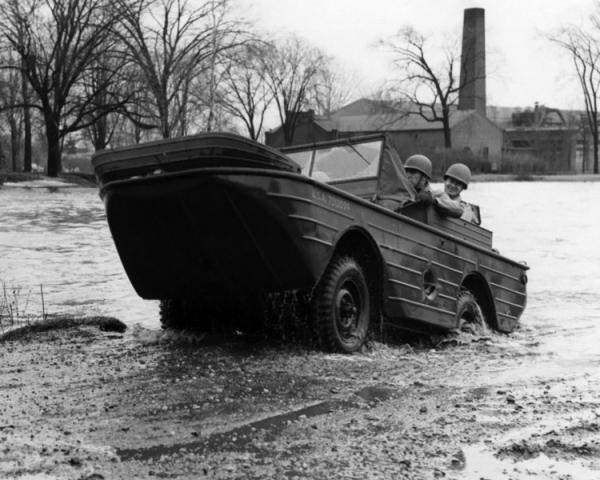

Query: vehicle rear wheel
[[160, 299, 185, 329], [456, 290, 488, 335], [159, 299, 213, 332], [312, 256, 371, 353]]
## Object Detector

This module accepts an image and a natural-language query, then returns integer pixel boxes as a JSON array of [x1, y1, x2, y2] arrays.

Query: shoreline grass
[[0, 315, 127, 342], [0, 282, 128, 344]]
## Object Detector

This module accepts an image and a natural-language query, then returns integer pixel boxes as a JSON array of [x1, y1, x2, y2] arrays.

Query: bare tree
[[262, 35, 327, 146], [0, 27, 33, 172], [116, 0, 245, 138], [21, 52, 32, 172], [551, 26, 600, 174], [310, 63, 356, 116], [81, 53, 151, 150], [83, 67, 127, 151], [0, 51, 23, 171], [0, 0, 124, 176], [217, 43, 273, 140], [378, 26, 481, 148]]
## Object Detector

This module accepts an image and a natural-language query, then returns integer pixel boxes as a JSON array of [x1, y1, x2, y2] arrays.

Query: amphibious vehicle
[[93, 132, 528, 353]]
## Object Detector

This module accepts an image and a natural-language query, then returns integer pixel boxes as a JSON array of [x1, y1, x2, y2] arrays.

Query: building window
[[512, 140, 530, 148]]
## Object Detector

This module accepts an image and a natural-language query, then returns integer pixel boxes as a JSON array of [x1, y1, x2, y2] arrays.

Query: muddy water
[[0, 184, 158, 325], [1, 181, 599, 373], [466, 181, 600, 380]]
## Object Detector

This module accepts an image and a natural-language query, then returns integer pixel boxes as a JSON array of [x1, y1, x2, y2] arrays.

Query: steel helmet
[[444, 163, 471, 189], [404, 154, 432, 179]]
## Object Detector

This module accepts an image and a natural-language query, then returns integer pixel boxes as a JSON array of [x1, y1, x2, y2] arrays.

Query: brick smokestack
[[458, 8, 486, 117]]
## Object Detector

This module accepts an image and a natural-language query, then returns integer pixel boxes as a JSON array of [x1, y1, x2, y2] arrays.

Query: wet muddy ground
[[1, 320, 599, 480]]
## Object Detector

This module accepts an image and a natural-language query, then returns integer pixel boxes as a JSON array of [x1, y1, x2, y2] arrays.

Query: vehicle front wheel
[[312, 256, 371, 353], [456, 290, 488, 335]]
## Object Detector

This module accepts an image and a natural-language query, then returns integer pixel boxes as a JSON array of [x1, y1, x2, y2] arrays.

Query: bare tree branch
[[261, 35, 327, 146], [377, 26, 484, 148], [308, 62, 357, 116], [550, 24, 600, 173], [216, 42, 273, 140], [115, 0, 247, 138], [0, 0, 124, 176]]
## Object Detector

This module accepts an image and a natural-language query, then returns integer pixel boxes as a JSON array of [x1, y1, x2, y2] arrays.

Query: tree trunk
[[9, 117, 19, 172], [22, 69, 32, 173], [443, 122, 452, 148], [94, 117, 108, 151], [46, 120, 61, 177], [442, 107, 452, 148], [158, 97, 170, 139], [594, 130, 599, 174], [134, 118, 142, 144], [206, 110, 214, 132], [283, 113, 296, 146], [23, 109, 32, 172]]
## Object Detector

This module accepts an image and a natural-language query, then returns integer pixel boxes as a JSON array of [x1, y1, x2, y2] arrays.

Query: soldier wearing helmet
[[433, 163, 476, 222], [403, 154, 433, 206], [374, 151, 434, 212]]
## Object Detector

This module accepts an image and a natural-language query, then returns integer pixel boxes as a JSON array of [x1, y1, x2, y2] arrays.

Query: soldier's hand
[[414, 190, 433, 206]]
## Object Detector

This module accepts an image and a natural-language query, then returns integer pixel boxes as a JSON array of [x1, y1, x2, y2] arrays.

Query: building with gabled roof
[[265, 98, 504, 169]]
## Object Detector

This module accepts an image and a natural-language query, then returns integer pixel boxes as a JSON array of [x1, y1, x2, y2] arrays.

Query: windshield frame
[[281, 134, 386, 184]]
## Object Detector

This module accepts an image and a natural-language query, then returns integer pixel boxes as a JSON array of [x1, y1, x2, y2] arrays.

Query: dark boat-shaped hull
[[93, 134, 313, 301], [101, 170, 320, 300]]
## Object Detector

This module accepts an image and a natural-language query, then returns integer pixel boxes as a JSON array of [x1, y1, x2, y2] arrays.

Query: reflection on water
[[1, 182, 599, 371]]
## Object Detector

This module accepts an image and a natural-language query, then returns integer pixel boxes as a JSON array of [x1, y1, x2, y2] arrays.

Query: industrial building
[[265, 8, 591, 174]]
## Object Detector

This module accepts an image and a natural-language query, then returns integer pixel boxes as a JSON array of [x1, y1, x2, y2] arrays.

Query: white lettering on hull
[[311, 189, 350, 212]]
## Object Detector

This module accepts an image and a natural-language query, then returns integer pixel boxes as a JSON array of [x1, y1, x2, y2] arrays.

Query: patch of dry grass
[[0, 281, 126, 342], [0, 315, 126, 342], [0, 282, 47, 328]]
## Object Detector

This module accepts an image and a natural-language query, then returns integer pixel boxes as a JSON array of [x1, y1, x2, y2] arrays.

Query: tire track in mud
[[6, 323, 600, 479], [116, 384, 398, 461]]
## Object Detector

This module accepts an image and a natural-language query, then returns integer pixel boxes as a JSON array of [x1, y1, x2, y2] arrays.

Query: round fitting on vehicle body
[[423, 268, 438, 301]]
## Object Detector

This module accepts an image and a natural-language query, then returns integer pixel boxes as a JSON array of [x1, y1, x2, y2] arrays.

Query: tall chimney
[[458, 8, 486, 117]]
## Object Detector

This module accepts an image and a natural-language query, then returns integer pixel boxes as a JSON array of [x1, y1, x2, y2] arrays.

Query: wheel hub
[[336, 286, 359, 332]]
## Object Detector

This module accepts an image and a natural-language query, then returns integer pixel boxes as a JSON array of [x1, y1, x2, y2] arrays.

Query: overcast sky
[[240, 0, 597, 111]]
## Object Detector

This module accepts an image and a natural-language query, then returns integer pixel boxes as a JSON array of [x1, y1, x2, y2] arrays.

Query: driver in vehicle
[[403, 154, 434, 207], [375, 153, 434, 211], [434, 163, 477, 222]]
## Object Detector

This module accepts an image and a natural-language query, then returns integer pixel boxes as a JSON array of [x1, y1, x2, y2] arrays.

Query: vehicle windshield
[[286, 150, 312, 175], [285, 139, 383, 183]]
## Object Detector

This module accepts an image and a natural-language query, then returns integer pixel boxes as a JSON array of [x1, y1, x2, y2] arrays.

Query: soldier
[[374, 153, 434, 211], [403, 154, 433, 206], [434, 163, 476, 222]]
